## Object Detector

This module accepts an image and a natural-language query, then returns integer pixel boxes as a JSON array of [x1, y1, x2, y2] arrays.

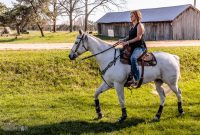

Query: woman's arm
[[122, 23, 144, 46], [119, 36, 129, 42]]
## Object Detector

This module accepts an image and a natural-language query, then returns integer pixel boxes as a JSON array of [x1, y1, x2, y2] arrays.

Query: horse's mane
[[88, 34, 113, 46]]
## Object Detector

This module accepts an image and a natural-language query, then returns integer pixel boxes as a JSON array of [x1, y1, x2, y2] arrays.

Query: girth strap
[[101, 55, 120, 75]]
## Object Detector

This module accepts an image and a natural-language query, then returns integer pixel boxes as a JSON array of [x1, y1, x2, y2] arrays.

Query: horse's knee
[[94, 91, 101, 99]]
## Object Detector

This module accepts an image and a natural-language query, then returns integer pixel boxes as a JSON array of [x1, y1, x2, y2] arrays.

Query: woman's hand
[[120, 41, 129, 47]]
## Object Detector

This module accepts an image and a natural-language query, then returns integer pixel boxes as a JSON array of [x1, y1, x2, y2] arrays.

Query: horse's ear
[[79, 29, 83, 35]]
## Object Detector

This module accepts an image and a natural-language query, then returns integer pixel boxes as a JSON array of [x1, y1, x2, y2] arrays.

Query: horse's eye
[[75, 41, 78, 44]]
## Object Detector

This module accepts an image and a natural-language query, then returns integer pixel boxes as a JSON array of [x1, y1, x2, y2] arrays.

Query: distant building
[[96, 4, 200, 40]]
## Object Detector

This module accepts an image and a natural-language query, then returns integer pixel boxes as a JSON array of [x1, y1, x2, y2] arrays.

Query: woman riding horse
[[119, 10, 147, 86], [69, 30, 184, 123]]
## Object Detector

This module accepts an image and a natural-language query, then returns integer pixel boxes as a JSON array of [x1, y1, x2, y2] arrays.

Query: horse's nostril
[[69, 53, 76, 60], [69, 54, 73, 60]]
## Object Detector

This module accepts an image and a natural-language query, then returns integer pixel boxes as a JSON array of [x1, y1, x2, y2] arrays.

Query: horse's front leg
[[114, 82, 127, 123], [94, 82, 110, 119]]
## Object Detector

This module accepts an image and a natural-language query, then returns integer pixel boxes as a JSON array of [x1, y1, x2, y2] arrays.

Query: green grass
[[0, 31, 118, 44], [0, 31, 78, 43], [0, 47, 200, 134]]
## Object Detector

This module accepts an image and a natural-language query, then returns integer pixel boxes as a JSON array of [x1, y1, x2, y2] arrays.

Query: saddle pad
[[120, 52, 157, 66]]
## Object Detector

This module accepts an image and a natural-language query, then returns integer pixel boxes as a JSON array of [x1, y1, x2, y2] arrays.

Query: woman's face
[[130, 13, 136, 23]]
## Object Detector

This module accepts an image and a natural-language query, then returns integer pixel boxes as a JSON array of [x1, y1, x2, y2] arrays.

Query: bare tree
[[81, 0, 126, 31], [58, 0, 83, 32], [30, 1, 45, 36], [47, 0, 59, 32]]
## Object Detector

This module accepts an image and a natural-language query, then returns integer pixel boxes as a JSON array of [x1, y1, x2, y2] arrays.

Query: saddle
[[120, 47, 157, 88], [120, 47, 157, 66]]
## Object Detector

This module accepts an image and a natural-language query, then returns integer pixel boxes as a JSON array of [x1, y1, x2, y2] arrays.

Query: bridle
[[70, 34, 121, 88], [72, 34, 88, 54], [71, 34, 121, 60]]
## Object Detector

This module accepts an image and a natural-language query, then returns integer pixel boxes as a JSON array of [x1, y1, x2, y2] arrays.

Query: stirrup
[[127, 79, 138, 88]]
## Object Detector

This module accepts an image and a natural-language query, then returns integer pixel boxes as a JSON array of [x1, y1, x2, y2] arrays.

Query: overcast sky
[[1, 0, 199, 24]]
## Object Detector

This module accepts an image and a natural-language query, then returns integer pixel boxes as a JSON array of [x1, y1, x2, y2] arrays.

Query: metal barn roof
[[96, 4, 192, 23]]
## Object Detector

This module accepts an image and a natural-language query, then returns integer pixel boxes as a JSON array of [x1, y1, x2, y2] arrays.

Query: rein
[[82, 42, 120, 60], [73, 37, 121, 88]]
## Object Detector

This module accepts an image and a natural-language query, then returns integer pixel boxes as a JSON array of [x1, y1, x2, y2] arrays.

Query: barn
[[96, 4, 200, 40]]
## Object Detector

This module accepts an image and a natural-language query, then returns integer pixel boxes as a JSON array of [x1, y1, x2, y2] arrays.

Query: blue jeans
[[130, 47, 145, 81]]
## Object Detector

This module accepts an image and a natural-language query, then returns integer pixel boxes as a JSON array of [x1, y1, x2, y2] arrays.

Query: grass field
[[0, 31, 117, 44], [0, 31, 78, 44], [0, 47, 200, 134]]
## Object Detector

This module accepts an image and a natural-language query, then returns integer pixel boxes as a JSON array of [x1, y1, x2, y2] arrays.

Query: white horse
[[69, 30, 184, 122]]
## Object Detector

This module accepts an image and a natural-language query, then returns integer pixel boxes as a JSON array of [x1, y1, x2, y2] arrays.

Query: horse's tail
[[173, 55, 181, 79]]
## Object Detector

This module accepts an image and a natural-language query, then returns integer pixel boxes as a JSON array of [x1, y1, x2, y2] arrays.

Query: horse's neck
[[87, 36, 110, 54], [87, 36, 118, 70]]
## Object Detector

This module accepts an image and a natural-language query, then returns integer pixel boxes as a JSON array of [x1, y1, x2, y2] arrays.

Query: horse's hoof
[[94, 113, 103, 120], [117, 116, 127, 123], [151, 116, 160, 123], [179, 111, 185, 117]]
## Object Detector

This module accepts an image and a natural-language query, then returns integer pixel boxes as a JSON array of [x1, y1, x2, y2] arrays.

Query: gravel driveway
[[0, 40, 200, 50]]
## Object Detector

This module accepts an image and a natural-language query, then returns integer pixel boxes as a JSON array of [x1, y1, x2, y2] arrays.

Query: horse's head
[[69, 30, 88, 60]]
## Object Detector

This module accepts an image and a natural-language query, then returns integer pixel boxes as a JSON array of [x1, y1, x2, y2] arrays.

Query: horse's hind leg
[[94, 82, 110, 119], [168, 84, 184, 115], [153, 79, 166, 121]]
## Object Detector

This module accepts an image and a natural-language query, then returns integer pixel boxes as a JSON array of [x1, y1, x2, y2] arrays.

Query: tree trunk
[[30, 1, 44, 37], [84, 15, 88, 32], [69, 14, 73, 32], [52, 18, 56, 32], [84, 0, 88, 31], [16, 25, 20, 35], [37, 22, 44, 37], [52, 0, 57, 32]]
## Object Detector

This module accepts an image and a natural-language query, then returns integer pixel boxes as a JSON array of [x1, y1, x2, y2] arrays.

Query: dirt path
[[0, 40, 200, 50], [0, 43, 72, 50]]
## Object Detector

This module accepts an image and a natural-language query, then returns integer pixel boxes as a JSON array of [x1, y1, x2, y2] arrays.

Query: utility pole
[[194, 0, 196, 7]]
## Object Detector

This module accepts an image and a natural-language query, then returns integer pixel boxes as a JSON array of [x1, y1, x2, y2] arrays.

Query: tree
[[47, 0, 59, 32], [0, 2, 7, 15], [0, 2, 8, 26], [17, 0, 50, 37], [81, 0, 126, 31], [10, 5, 32, 35], [0, 4, 33, 35], [58, 0, 83, 32]]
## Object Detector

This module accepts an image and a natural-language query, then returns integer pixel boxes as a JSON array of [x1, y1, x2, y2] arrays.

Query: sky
[[0, 0, 200, 24]]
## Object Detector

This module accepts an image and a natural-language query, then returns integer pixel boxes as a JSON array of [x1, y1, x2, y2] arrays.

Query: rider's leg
[[130, 47, 145, 82]]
